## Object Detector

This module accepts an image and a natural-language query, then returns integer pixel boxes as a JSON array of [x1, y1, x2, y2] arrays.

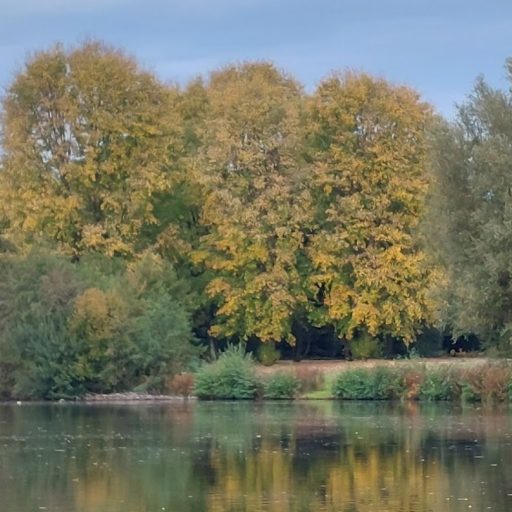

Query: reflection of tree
[[0, 404, 208, 512], [202, 415, 450, 511], [1, 402, 512, 511], [199, 402, 512, 512]]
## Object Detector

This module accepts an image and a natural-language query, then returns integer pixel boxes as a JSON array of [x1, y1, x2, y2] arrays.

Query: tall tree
[[306, 72, 434, 344], [0, 41, 179, 257], [149, 78, 210, 265], [425, 62, 512, 351], [194, 63, 311, 344]]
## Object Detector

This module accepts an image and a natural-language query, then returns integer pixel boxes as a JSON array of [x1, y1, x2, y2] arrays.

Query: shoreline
[[2, 357, 507, 404]]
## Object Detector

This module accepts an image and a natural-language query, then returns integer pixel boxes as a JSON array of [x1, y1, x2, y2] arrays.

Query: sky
[[0, 0, 511, 117]]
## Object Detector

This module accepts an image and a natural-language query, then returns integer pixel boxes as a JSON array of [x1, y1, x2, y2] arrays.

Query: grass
[[297, 372, 337, 399], [303, 388, 334, 399]]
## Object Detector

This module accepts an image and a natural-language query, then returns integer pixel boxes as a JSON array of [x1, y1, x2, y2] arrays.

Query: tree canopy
[[425, 61, 512, 352], [194, 62, 311, 344], [3, 39, 509, 397], [0, 42, 179, 257], [305, 73, 434, 342]]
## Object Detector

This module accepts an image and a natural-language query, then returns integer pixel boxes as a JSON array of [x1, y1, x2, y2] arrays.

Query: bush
[[419, 368, 456, 401], [194, 345, 258, 399], [373, 367, 406, 398], [459, 364, 511, 403], [257, 343, 281, 366], [402, 367, 424, 400], [333, 367, 404, 400], [349, 333, 383, 360], [330, 363, 512, 402], [0, 362, 15, 400], [508, 379, 512, 402], [169, 373, 195, 397], [460, 381, 480, 403], [263, 373, 299, 399], [0, 250, 199, 399]]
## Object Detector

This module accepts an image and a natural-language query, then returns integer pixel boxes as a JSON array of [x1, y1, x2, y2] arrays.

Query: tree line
[[0, 41, 510, 397]]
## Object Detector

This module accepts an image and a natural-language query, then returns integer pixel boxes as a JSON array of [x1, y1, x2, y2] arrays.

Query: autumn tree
[[306, 72, 434, 344], [149, 78, 210, 264], [0, 41, 179, 257], [425, 61, 512, 352], [194, 63, 311, 345]]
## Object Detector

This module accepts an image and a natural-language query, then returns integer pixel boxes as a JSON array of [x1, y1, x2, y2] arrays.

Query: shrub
[[0, 250, 199, 399], [459, 364, 511, 403], [169, 373, 195, 397], [402, 367, 424, 400], [0, 362, 15, 400], [419, 368, 456, 401], [349, 333, 383, 360], [194, 345, 258, 399], [333, 369, 369, 399], [460, 381, 480, 403], [257, 343, 281, 366], [332, 367, 404, 400], [508, 379, 512, 402], [263, 373, 299, 399], [372, 367, 406, 398]]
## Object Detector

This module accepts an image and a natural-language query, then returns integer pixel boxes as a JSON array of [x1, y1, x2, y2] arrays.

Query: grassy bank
[[190, 348, 512, 403]]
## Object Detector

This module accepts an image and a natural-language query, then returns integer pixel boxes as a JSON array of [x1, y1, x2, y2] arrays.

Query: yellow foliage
[[194, 63, 311, 344], [70, 287, 128, 343], [0, 41, 180, 257], [307, 72, 435, 343]]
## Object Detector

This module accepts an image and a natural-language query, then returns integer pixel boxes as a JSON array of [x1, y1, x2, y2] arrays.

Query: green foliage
[[0, 250, 198, 399], [460, 382, 480, 403], [330, 363, 512, 403], [418, 369, 455, 401], [332, 367, 404, 400], [6, 42, 512, 395], [412, 328, 443, 357], [424, 59, 512, 351], [508, 380, 512, 402], [349, 332, 384, 359], [194, 345, 258, 399], [257, 343, 281, 366], [263, 372, 299, 399], [0, 251, 83, 398]]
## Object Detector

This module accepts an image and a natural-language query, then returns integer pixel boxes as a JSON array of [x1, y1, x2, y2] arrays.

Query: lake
[[1, 401, 511, 511]]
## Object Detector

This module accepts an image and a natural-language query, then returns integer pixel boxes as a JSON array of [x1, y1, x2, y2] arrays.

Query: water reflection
[[1, 401, 512, 511]]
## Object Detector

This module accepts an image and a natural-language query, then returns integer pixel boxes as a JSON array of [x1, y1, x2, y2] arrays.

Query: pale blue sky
[[1, 0, 511, 116]]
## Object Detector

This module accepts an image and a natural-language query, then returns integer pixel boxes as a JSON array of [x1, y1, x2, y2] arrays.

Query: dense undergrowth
[[0, 250, 199, 400]]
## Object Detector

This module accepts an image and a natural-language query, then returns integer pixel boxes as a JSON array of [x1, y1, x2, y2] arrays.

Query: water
[[1, 401, 512, 512]]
